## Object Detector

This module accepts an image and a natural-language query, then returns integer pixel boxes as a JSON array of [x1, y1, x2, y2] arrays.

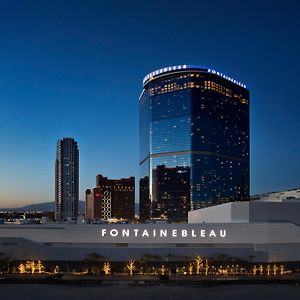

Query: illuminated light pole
[[160, 265, 166, 276]]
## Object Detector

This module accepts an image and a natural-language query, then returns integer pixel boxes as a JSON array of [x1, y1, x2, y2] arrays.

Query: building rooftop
[[143, 65, 247, 88]]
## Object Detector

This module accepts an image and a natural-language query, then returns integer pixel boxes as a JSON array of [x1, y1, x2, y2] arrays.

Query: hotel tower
[[139, 65, 249, 222]]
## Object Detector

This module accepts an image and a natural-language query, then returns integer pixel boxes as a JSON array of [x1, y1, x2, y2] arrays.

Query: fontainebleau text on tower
[[139, 65, 249, 222]]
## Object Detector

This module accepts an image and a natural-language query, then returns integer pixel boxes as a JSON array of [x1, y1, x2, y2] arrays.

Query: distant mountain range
[[0, 201, 85, 212], [1, 201, 140, 214]]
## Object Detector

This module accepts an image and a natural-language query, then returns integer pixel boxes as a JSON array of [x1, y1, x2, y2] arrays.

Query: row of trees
[[14, 257, 287, 276], [18, 260, 45, 274], [1, 251, 289, 275], [83, 254, 287, 276]]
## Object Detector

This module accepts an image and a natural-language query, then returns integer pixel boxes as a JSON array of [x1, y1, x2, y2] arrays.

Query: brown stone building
[[85, 175, 135, 220]]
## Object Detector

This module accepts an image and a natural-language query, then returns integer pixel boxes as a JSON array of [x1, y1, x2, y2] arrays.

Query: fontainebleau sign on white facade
[[101, 228, 227, 239]]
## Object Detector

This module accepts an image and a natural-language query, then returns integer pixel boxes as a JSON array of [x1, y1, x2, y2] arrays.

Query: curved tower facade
[[139, 65, 249, 222]]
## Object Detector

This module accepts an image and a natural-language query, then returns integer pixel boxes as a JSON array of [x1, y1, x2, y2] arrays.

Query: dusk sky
[[0, 0, 299, 208]]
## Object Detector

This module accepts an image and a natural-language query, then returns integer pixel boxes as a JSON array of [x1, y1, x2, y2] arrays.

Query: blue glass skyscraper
[[139, 65, 249, 222]]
